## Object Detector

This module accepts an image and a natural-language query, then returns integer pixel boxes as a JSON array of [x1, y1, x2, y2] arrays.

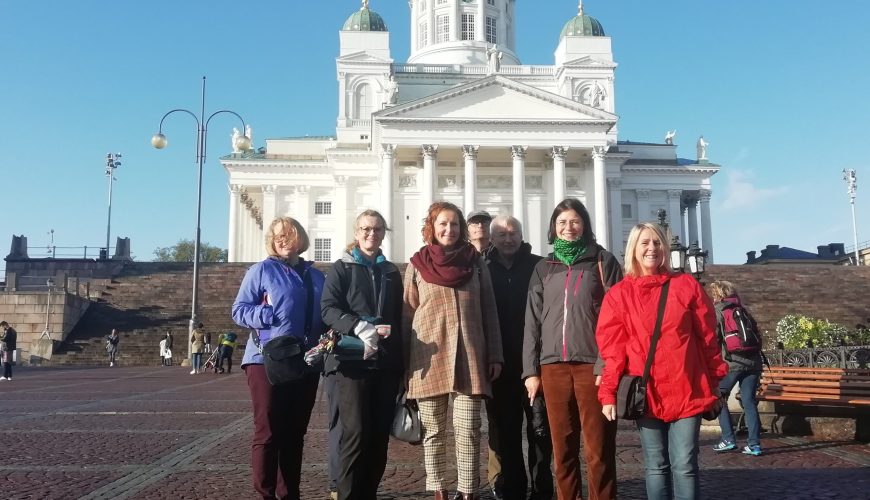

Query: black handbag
[[390, 390, 422, 444], [616, 280, 670, 420]]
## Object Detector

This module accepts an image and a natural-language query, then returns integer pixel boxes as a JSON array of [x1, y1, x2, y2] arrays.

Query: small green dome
[[560, 14, 605, 39], [342, 7, 388, 32]]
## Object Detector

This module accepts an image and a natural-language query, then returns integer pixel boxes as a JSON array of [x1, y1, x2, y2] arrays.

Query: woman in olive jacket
[[321, 209, 404, 500]]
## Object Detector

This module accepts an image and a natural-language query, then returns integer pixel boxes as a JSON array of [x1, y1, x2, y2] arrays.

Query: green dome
[[342, 7, 388, 32], [559, 14, 605, 38]]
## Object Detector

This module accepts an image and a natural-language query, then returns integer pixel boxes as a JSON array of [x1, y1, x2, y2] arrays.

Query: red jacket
[[596, 272, 727, 422]]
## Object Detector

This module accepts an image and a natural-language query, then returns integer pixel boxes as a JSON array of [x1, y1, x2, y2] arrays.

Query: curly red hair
[[421, 201, 469, 246]]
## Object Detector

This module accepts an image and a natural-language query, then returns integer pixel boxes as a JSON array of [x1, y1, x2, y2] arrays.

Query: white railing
[[393, 64, 555, 77], [348, 119, 371, 128]]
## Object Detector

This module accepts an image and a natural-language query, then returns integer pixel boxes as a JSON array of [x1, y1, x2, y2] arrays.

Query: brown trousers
[[540, 363, 617, 500]]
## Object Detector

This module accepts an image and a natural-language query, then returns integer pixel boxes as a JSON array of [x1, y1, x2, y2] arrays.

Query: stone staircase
[[51, 262, 254, 366]]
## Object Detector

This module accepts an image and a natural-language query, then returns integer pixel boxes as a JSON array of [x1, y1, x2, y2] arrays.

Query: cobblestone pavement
[[1, 366, 868, 499]]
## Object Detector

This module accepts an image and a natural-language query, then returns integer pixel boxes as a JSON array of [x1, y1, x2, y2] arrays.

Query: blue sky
[[1, 0, 867, 266]]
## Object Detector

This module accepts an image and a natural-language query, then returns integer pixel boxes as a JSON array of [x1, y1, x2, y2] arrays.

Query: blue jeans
[[637, 415, 701, 500], [718, 371, 761, 447], [191, 352, 203, 372]]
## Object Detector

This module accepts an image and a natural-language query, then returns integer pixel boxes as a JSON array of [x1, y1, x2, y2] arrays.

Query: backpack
[[719, 303, 762, 354]]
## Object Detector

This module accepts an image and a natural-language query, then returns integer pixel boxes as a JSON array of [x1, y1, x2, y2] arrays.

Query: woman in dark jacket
[[522, 198, 623, 500], [707, 280, 765, 456], [232, 216, 326, 500], [321, 209, 404, 500]]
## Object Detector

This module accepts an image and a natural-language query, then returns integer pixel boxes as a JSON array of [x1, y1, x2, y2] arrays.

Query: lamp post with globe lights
[[843, 169, 860, 265], [104, 153, 122, 259], [151, 77, 251, 361]]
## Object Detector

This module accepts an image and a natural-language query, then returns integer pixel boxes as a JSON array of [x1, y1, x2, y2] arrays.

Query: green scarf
[[553, 238, 587, 266]]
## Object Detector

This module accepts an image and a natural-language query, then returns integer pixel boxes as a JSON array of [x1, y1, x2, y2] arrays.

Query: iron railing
[[767, 345, 870, 369]]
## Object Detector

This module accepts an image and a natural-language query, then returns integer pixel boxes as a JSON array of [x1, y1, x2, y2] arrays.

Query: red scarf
[[410, 243, 477, 288]]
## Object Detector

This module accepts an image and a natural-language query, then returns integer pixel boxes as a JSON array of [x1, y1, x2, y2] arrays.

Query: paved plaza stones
[[1, 367, 868, 499]]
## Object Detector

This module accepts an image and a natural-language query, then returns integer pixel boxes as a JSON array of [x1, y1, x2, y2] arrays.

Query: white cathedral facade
[[221, 0, 719, 263]]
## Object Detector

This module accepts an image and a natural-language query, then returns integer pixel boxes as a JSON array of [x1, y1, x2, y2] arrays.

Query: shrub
[[775, 315, 850, 349]]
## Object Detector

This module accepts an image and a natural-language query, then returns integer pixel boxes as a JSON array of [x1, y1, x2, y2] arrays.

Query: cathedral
[[220, 0, 719, 263]]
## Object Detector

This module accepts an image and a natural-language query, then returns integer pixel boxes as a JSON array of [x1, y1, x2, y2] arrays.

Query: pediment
[[338, 51, 392, 63], [561, 56, 616, 68], [376, 75, 616, 123]]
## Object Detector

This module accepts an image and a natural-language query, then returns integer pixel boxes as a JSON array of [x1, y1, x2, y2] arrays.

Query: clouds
[[718, 169, 789, 211]]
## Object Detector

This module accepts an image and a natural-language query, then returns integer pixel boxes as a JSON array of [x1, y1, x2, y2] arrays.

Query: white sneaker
[[190, 370, 196, 374], [110, 362, 114, 367], [0, 377, 7, 381]]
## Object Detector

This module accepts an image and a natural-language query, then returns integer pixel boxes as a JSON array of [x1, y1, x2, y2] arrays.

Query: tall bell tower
[[407, 0, 519, 65]]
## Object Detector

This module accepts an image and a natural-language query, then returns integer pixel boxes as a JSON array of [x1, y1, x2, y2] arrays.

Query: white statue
[[384, 75, 399, 106], [486, 44, 503, 75], [361, 0, 369, 9], [665, 130, 676, 145], [697, 135, 709, 161], [231, 127, 241, 153], [588, 82, 605, 108], [245, 124, 253, 146]]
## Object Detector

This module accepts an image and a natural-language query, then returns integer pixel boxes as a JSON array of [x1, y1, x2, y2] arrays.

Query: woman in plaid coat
[[404, 201, 504, 500]]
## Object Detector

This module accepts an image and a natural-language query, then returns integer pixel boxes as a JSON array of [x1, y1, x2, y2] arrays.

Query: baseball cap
[[467, 211, 493, 224]]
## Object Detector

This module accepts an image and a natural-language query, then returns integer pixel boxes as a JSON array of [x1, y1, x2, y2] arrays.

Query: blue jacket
[[232, 257, 326, 367]]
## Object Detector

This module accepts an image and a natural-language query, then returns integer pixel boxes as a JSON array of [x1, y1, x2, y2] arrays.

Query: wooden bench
[[756, 366, 870, 442]]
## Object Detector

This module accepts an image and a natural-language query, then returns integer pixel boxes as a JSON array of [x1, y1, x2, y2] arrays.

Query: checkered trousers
[[418, 393, 483, 493]]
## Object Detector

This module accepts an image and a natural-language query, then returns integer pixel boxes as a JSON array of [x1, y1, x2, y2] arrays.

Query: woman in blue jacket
[[232, 216, 326, 500]]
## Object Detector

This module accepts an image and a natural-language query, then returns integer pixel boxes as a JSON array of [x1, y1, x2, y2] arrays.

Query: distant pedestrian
[[214, 331, 238, 374], [204, 330, 213, 355], [164, 331, 174, 366], [1, 321, 17, 380], [159, 338, 168, 366], [190, 323, 206, 374], [106, 329, 120, 367]]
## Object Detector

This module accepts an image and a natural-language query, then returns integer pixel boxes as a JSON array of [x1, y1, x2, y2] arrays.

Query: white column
[[699, 189, 714, 263], [608, 178, 623, 254], [680, 206, 688, 246], [334, 176, 350, 260], [552, 146, 567, 205], [511, 145, 527, 227], [462, 145, 479, 216], [381, 144, 396, 258], [428, 0, 436, 46], [228, 184, 240, 262], [636, 189, 650, 224], [453, 0, 461, 41], [261, 185, 277, 248], [592, 146, 608, 249], [687, 196, 699, 246], [668, 189, 683, 244], [422, 145, 437, 211], [239, 196, 250, 262], [410, 0, 418, 53], [295, 186, 310, 254], [477, 0, 485, 40]]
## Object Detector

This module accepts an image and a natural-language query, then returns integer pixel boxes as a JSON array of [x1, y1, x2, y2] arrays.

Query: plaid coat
[[403, 258, 504, 399]]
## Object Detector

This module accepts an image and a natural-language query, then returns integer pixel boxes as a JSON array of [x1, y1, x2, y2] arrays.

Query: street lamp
[[105, 153, 122, 259], [43, 277, 55, 340], [843, 169, 860, 266], [669, 235, 687, 271], [686, 241, 709, 281], [151, 76, 251, 361]]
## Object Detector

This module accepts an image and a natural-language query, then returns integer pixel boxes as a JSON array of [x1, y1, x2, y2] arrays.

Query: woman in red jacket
[[596, 223, 727, 500]]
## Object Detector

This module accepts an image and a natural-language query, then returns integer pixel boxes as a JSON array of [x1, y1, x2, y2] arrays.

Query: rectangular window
[[487, 0, 495, 5], [461, 14, 475, 41], [314, 201, 332, 215], [437, 0, 447, 4], [314, 238, 331, 262], [418, 22, 428, 49], [485, 16, 497, 44], [436, 14, 450, 43], [622, 204, 633, 219]]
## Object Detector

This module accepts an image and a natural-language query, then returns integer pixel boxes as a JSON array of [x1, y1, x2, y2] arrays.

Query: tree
[[153, 239, 228, 263]]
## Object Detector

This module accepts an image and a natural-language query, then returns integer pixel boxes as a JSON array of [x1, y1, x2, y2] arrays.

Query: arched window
[[354, 84, 374, 119]]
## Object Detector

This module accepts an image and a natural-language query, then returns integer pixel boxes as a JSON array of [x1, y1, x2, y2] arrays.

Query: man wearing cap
[[467, 211, 493, 255], [485, 216, 553, 500]]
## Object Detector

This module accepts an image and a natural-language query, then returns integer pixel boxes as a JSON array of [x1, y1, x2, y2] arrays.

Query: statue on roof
[[697, 135, 709, 161], [383, 75, 399, 106], [486, 44, 503, 75], [245, 124, 253, 146], [231, 127, 241, 153], [588, 82, 605, 108], [362, 0, 369, 10], [665, 130, 676, 145]]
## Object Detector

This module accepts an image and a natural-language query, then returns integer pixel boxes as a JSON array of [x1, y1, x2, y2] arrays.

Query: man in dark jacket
[[485, 216, 553, 500], [1, 321, 17, 380]]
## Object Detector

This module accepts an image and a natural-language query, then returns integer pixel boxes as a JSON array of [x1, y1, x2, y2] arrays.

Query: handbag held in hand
[[616, 280, 670, 420], [390, 391, 422, 444]]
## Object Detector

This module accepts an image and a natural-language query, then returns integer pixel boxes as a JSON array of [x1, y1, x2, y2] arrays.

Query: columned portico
[[699, 189, 714, 262], [687, 198, 699, 246], [421, 145, 437, 211], [667, 189, 682, 243], [462, 145, 479, 216], [552, 146, 567, 204], [636, 189, 650, 225], [228, 185, 240, 262], [592, 146, 608, 248], [261, 185, 277, 246], [381, 144, 396, 256], [511, 145, 527, 226]]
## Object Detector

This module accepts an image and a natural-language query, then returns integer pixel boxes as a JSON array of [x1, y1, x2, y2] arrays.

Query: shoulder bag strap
[[641, 279, 671, 386], [597, 252, 609, 292]]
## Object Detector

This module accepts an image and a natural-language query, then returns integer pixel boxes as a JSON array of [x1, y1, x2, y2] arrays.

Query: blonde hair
[[706, 280, 736, 303], [265, 217, 310, 257], [624, 222, 672, 277], [345, 209, 389, 252]]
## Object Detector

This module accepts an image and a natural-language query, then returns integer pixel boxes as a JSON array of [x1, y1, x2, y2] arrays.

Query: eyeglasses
[[556, 219, 583, 228], [358, 226, 386, 235]]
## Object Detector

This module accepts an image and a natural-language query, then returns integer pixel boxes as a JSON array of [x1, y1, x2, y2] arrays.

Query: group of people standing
[[231, 198, 761, 500]]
